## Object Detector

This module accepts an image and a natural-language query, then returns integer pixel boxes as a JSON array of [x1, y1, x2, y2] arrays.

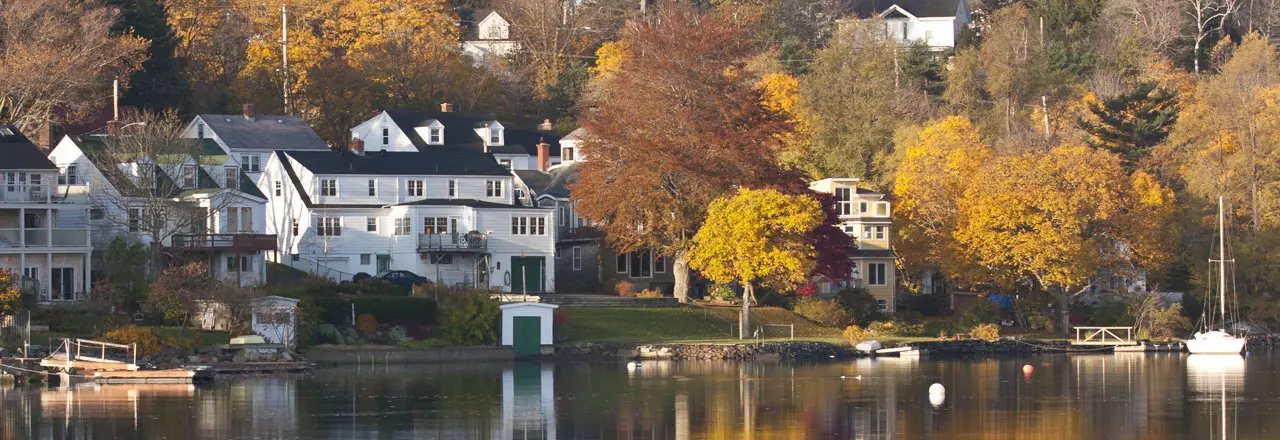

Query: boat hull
[[1185, 331, 1246, 355]]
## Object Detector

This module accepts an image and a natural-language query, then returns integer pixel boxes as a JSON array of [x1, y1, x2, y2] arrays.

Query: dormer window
[[835, 187, 853, 216], [382, 127, 389, 146], [224, 167, 238, 189], [490, 126, 501, 144], [415, 121, 445, 146], [197, 123, 205, 139], [562, 147, 575, 161], [181, 165, 196, 188], [430, 127, 442, 144]]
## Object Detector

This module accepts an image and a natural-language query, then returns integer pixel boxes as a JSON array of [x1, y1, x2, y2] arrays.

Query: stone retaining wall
[[907, 339, 1073, 355], [556, 342, 854, 361], [302, 346, 516, 364]]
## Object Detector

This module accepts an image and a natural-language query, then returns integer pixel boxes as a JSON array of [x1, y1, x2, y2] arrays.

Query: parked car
[[353, 270, 428, 289]]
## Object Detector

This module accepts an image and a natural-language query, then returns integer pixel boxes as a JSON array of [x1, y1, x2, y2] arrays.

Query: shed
[[500, 302, 558, 356], [251, 296, 301, 346]]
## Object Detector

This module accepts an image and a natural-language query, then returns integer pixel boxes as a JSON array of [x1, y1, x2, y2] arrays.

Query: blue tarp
[[987, 293, 1015, 311]]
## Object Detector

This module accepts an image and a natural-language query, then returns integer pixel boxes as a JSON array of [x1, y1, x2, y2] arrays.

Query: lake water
[[1, 352, 1276, 439]]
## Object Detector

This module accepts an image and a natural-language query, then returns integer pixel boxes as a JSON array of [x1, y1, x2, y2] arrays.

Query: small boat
[[1186, 196, 1246, 355]]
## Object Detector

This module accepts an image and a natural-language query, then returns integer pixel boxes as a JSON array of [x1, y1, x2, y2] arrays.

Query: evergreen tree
[[107, 0, 191, 113], [1082, 81, 1179, 170]]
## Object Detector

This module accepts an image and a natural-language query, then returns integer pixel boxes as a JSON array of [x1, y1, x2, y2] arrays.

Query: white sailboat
[[1185, 196, 1247, 355]]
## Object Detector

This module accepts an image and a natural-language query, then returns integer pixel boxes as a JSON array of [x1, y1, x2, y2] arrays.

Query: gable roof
[[382, 109, 560, 157], [514, 165, 579, 199], [848, 0, 962, 18], [69, 135, 261, 200], [284, 149, 512, 177], [197, 114, 329, 152], [0, 126, 57, 170]]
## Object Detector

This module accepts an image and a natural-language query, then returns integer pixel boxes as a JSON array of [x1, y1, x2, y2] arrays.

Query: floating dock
[[93, 368, 214, 384]]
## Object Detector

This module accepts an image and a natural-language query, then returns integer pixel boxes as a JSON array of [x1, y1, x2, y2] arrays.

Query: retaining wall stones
[[302, 346, 516, 364]]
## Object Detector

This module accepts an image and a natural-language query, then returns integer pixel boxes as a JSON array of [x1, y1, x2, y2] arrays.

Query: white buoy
[[928, 383, 946, 407], [929, 383, 945, 394], [626, 361, 642, 370]]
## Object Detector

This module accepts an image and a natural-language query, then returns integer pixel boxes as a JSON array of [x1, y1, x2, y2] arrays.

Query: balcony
[[168, 234, 277, 252], [0, 184, 53, 204], [0, 228, 90, 249], [418, 232, 488, 253]]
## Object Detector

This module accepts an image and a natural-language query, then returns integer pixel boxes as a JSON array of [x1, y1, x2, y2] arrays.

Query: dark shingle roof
[[198, 114, 329, 151], [382, 109, 560, 157], [514, 166, 579, 199], [0, 126, 57, 170], [71, 136, 262, 200], [848, 0, 963, 18], [851, 249, 897, 259], [284, 149, 512, 177]]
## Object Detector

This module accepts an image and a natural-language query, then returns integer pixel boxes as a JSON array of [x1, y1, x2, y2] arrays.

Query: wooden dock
[[1071, 327, 1139, 346], [92, 369, 214, 384], [210, 362, 311, 374]]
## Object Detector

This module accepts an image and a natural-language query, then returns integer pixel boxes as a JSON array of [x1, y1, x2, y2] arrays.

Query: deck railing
[[0, 228, 89, 248], [418, 233, 488, 252], [1072, 326, 1136, 345], [169, 234, 277, 252]]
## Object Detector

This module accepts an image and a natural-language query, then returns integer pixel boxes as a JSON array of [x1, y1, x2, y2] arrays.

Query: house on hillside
[[182, 104, 332, 182], [261, 140, 555, 292], [512, 163, 601, 292], [48, 134, 272, 286], [349, 105, 561, 171], [809, 178, 897, 312], [845, 0, 972, 49], [0, 126, 94, 303], [463, 10, 521, 63]]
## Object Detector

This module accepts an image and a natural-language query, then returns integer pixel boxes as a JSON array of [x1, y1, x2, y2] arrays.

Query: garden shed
[[500, 302, 557, 356], [251, 296, 300, 346]]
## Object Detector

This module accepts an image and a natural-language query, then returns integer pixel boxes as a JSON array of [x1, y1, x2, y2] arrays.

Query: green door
[[513, 316, 542, 357], [510, 257, 545, 292]]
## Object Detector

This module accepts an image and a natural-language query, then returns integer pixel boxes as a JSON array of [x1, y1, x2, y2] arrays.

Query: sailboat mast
[[1218, 195, 1227, 331]]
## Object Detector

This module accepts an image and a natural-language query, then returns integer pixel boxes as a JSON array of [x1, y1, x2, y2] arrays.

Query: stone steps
[[540, 295, 680, 308]]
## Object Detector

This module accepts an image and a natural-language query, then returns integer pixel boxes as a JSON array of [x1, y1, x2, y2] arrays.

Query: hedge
[[312, 296, 438, 327]]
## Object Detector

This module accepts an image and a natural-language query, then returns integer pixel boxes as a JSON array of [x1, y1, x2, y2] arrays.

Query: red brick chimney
[[350, 137, 365, 155], [35, 120, 57, 151], [242, 103, 256, 120], [440, 102, 454, 112], [106, 120, 120, 137], [537, 119, 554, 131], [537, 140, 550, 171]]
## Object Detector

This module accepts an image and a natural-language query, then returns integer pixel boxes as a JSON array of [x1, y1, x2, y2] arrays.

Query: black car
[[353, 270, 429, 288]]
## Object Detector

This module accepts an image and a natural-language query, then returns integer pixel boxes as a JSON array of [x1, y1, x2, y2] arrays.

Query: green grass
[[561, 305, 845, 344], [24, 326, 230, 348]]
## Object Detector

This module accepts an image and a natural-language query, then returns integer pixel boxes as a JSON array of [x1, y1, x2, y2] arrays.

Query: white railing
[[0, 183, 53, 203], [0, 228, 90, 248]]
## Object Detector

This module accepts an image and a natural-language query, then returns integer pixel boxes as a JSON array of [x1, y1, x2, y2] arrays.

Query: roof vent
[[224, 118, 231, 122], [277, 119, 284, 123]]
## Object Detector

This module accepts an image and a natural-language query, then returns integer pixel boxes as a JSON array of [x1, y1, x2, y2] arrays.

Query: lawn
[[21, 326, 230, 349], [561, 305, 846, 344]]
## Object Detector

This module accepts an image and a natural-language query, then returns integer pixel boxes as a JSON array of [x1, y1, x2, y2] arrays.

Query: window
[[860, 202, 868, 213], [197, 123, 204, 139], [224, 167, 238, 189], [924, 30, 934, 42], [876, 298, 889, 312], [240, 155, 261, 173], [320, 179, 338, 197], [181, 165, 196, 188], [843, 225, 856, 234], [368, 179, 377, 196], [274, 180, 282, 196], [58, 165, 79, 185], [429, 127, 442, 144], [875, 226, 885, 240], [489, 126, 501, 144], [382, 128, 390, 146], [499, 160, 511, 170], [835, 187, 853, 216], [572, 246, 582, 270], [863, 226, 873, 239], [317, 217, 342, 236], [424, 217, 449, 235], [448, 180, 457, 198], [360, 254, 371, 265], [366, 217, 378, 232], [407, 180, 423, 197], [558, 206, 566, 226], [394, 217, 411, 235], [486, 180, 503, 197], [51, 267, 75, 301], [89, 208, 105, 220], [226, 256, 239, 272], [655, 255, 667, 274], [239, 207, 252, 232], [291, 218, 298, 236], [868, 263, 888, 286], [562, 147, 575, 161], [874, 202, 889, 216], [509, 216, 546, 235], [514, 188, 525, 201], [226, 208, 239, 233], [128, 208, 142, 232], [628, 251, 653, 278], [616, 253, 627, 274]]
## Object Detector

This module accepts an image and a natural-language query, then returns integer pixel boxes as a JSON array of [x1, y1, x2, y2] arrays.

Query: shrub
[[334, 279, 408, 296], [795, 283, 817, 296], [923, 320, 960, 339], [758, 290, 791, 308], [834, 287, 884, 325], [970, 323, 1000, 340], [899, 293, 947, 316], [843, 325, 871, 344], [386, 326, 410, 344], [793, 296, 852, 327], [1027, 313, 1052, 331], [636, 288, 664, 298], [961, 299, 1000, 327], [867, 320, 925, 337], [440, 290, 501, 346], [615, 281, 637, 297], [356, 313, 378, 336], [313, 324, 343, 345], [35, 303, 118, 337], [1144, 304, 1192, 340], [710, 284, 737, 302], [101, 326, 162, 356], [312, 296, 438, 327]]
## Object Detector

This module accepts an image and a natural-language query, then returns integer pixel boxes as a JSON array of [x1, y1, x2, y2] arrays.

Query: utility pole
[[281, 3, 291, 115], [1041, 96, 1050, 137]]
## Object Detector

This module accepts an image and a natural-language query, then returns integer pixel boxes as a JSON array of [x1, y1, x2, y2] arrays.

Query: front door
[[376, 255, 391, 274], [51, 267, 74, 301], [510, 257, 544, 292], [512, 316, 541, 357]]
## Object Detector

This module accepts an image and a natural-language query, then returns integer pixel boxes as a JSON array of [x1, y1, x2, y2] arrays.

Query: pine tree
[[1082, 81, 1179, 170], [107, 0, 191, 112]]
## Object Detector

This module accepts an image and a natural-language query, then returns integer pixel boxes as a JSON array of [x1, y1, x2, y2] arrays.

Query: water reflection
[[1, 354, 1279, 439]]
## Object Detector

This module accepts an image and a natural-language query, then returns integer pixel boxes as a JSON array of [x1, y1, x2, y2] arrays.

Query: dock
[[93, 368, 214, 384], [210, 362, 311, 374], [872, 346, 929, 357]]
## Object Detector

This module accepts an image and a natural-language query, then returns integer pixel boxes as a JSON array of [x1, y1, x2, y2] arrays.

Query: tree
[[1081, 81, 1180, 170], [1034, 0, 1105, 76], [101, 238, 151, 309], [688, 188, 822, 339], [493, 0, 632, 99], [0, 269, 20, 317], [148, 262, 214, 328], [952, 146, 1174, 333], [1187, 0, 1242, 74], [808, 192, 857, 283], [107, 0, 191, 112], [571, 4, 801, 302], [978, 4, 1055, 134], [0, 0, 147, 131]]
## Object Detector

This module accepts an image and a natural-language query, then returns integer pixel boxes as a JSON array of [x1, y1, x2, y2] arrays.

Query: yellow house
[[808, 178, 896, 312]]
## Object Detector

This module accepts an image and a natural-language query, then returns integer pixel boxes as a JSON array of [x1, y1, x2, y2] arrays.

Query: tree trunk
[[1058, 292, 1071, 336], [740, 283, 755, 339], [673, 250, 690, 303]]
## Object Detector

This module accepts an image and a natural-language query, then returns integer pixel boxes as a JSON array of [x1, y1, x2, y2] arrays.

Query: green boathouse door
[[512, 316, 541, 357], [510, 257, 544, 292]]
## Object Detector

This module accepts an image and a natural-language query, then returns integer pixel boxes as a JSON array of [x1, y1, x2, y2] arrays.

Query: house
[[48, 133, 273, 286], [182, 104, 331, 182], [462, 11, 521, 63], [847, 0, 972, 49], [808, 178, 897, 312], [512, 164, 601, 292], [349, 106, 561, 171], [0, 126, 93, 303], [262, 140, 555, 292]]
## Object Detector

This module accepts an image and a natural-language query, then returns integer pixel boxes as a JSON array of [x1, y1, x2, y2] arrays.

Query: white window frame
[[366, 217, 378, 232], [572, 246, 582, 270], [562, 147, 575, 161], [874, 202, 889, 217], [382, 127, 390, 146], [407, 180, 424, 197], [863, 226, 873, 239], [557, 205, 566, 226], [655, 254, 667, 274], [368, 179, 377, 197], [274, 180, 282, 196], [239, 207, 252, 232], [317, 217, 342, 236], [875, 226, 886, 240], [509, 215, 546, 236], [58, 165, 79, 185], [429, 127, 442, 144], [320, 179, 338, 197], [486, 180, 503, 197], [240, 154, 261, 173], [448, 179, 457, 198], [868, 263, 888, 286], [224, 167, 238, 189], [423, 216, 449, 235], [394, 217, 411, 236], [876, 298, 889, 312], [860, 201, 869, 213], [181, 165, 196, 188], [360, 254, 372, 265], [835, 187, 853, 216], [489, 125, 502, 144]]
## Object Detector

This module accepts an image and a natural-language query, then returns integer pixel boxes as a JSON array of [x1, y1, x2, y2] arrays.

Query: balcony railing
[[0, 228, 90, 248], [168, 234, 277, 252], [0, 184, 53, 203], [418, 232, 488, 253]]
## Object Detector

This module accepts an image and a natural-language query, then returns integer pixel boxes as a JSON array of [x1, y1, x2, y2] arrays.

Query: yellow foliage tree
[[590, 40, 629, 79], [754, 72, 819, 177], [689, 188, 823, 339], [0, 268, 20, 316]]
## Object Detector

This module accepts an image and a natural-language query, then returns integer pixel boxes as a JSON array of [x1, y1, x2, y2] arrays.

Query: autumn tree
[[689, 189, 822, 338], [571, 4, 800, 302], [978, 4, 1056, 135], [1081, 81, 1180, 170], [0, 269, 21, 317], [0, 0, 147, 131], [148, 262, 215, 329], [494, 0, 633, 99]]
